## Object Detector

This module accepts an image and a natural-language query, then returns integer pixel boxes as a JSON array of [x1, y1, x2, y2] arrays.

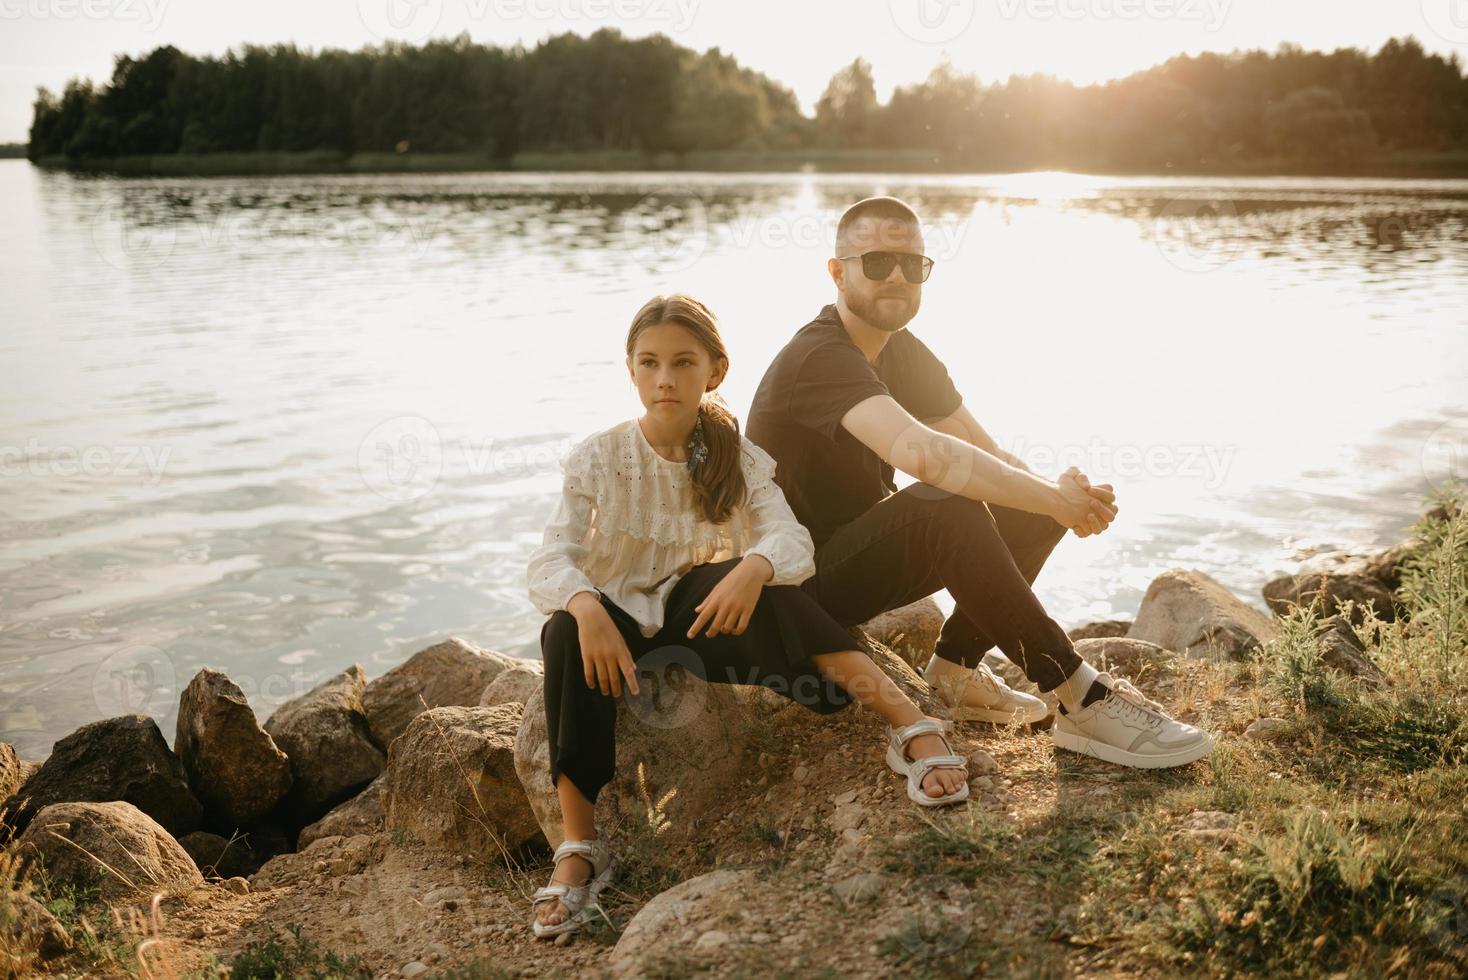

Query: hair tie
[[687, 410, 708, 474]]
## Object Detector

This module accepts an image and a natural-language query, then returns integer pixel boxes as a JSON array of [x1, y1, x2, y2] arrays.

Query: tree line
[[25, 30, 1468, 171]]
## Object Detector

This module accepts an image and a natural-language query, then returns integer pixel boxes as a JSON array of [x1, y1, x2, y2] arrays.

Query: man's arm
[[927, 402, 1031, 473], [926, 401, 1117, 537], [840, 394, 1113, 526]]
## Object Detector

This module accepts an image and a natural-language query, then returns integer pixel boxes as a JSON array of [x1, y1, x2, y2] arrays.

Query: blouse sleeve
[[525, 442, 603, 615], [739, 440, 817, 587]]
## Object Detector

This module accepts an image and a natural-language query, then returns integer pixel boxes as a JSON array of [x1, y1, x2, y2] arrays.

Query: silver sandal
[[884, 718, 970, 807], [530, 838, 617, 939]]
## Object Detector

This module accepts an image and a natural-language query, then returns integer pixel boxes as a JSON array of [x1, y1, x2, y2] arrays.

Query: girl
[[524, 294, 969, 939]]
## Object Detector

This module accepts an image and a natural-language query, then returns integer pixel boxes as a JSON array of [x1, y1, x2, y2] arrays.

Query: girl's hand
[[574, 605, 640, 698], [687, 556, 772, 639]]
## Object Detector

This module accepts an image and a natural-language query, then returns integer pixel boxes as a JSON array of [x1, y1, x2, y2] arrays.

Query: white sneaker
[[1051, 672, 1213, 769], [922, 658, 1050, 725]]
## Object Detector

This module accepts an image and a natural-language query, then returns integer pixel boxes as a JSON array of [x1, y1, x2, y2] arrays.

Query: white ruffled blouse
[[525, 417, 817, 638]]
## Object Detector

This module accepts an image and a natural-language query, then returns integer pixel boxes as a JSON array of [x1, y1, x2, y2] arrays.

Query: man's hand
[[687, 555, 772, 639], [569, 596, 641, 698], [1053, 466, 1118, 537]]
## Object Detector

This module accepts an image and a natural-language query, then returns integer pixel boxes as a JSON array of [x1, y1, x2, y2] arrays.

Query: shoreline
[[22, 148, 1468, 179], [3, 493, 1464, 976]]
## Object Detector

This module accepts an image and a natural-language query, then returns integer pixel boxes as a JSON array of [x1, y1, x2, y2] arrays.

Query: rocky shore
[[0, 506, 1453, 978]]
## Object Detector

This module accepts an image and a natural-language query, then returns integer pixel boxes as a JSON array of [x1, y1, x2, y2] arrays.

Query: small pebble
[[968, 749, 1000, 775]]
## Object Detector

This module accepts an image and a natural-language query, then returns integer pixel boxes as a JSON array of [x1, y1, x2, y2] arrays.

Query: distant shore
[[23, 148, 1468, 179]]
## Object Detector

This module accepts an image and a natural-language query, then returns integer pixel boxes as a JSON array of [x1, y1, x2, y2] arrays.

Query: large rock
[[381, 704, 542, 859], [297, 774, 385, 849], [1128, 569, 1278, 660], [1073, 636, 1177, 680], [1262, 571, 1398, 626], [1067, 619, 1133, 642], [856, 598, 944, 671], [1315, 614, 1388, 683], [263, 665, 384, 830], [610, 869, 754, 976], [363, 638, 521, 751], [1360, 540, 1417, 592], [516, 675, 753, 853], [1, 715, 202, 842], [479, 664, 543, 708], [14, 801, 203, 900], [175, 668, 292, 829], [515, 627, 938, 851], [854, 629, 942, 712], [1, 892, 72, 962], [0, 742, 22, 807]]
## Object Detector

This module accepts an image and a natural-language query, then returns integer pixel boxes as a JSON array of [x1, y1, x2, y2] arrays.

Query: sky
[[1, 0, 1464, 143]]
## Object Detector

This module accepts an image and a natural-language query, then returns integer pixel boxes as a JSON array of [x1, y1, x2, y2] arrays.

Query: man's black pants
[[799, 483, 1083, 691]]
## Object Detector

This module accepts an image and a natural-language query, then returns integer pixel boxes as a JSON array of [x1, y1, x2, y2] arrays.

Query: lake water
[[2, 161, 1465, 760]]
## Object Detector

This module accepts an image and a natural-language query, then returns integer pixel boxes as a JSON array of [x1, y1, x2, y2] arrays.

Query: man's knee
[[920, 485, 995, 529]]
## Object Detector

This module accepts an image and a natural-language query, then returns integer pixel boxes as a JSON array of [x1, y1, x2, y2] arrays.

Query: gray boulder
[[381, 704, 543, 859], [0, 743, 23, 810], [1315, 614, 1388, 682], [1262, 571, 1398, 625], [14, 800, 203, 900], [479, 664, 543, 708], [1128, 569, 1278, 659], [1067, 619, 1133, 642], [362, 637, 521, 750], [297, 773, 385, 849], [515, 628, 938, 851], [610, 869, 754, 977], [175, 668, 292, 829], [263, 665, 384, 829], [856, 598, 945, 670], [1, 715, 201, 841]]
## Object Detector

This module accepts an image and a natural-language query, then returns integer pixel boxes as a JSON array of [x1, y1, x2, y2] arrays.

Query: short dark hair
[[835, 196, 921, 255]]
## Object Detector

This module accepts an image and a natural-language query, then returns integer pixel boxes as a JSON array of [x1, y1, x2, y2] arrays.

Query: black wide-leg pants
[[540, 556, 858, 803]]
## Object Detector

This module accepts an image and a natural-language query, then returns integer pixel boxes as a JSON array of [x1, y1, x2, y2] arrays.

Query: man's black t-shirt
[[746, 304, 963, 549]]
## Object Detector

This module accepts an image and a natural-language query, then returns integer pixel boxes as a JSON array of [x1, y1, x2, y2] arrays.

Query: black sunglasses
[[836, 250, 935, 284]]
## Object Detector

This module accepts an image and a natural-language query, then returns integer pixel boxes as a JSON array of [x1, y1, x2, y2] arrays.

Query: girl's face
[[627, 322, 726, 422]]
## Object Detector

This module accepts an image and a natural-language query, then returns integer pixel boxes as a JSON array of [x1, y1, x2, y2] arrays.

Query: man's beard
[[848, 288, 920, 332]]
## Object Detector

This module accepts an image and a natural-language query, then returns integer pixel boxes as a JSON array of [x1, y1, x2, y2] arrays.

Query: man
[[746, 196, 1213, 768]]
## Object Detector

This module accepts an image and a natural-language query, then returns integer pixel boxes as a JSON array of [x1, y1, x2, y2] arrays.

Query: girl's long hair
[[626, 294, 747, 525]]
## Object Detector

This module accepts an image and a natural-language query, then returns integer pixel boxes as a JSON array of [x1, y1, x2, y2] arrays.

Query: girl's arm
[[526, 446, 602, 615], [740, 442, 817, 587]]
